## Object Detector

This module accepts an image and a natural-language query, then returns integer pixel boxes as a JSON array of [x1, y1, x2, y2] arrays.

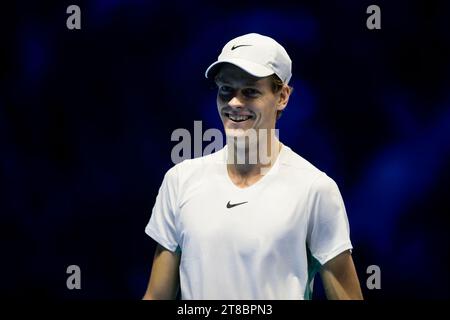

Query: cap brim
[[205, 58, 274, 79]]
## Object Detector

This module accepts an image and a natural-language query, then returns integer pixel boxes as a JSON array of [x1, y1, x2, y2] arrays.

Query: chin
[[224, 127, 260, 145], [225, 128, 248, 138]]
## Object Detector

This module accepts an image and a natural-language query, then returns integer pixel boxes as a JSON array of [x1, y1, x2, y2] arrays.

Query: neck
[[226, 129, 282, 178]]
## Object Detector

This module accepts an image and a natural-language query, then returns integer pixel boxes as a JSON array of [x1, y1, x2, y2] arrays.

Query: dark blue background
[[1, 0, 449, 299]]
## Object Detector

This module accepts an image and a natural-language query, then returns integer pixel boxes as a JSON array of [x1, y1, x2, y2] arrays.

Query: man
[[143, 33, 363, 300]]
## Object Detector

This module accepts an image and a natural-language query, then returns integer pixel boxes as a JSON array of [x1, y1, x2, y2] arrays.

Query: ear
[[276, 84, 291, 112]]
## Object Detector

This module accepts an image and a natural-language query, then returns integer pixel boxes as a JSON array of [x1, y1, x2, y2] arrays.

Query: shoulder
[[280, 145, 323, 181], [177, 147, 224, 172], [280, 145, 340, 193], [164, 147, 226, 184]]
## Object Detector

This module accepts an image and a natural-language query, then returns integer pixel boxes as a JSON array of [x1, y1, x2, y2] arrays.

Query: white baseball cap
[[205, 33, 292, 84]]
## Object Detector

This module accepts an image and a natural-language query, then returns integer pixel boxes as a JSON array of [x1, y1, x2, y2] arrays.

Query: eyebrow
[[215, 76, 260, 87]]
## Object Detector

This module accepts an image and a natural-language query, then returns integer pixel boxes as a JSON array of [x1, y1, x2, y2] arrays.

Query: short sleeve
[[145, 165, 180, 252], [306, 173, 353, 265]]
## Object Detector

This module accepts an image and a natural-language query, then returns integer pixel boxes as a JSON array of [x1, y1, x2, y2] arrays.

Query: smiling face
[[215, 64, 289, 138]]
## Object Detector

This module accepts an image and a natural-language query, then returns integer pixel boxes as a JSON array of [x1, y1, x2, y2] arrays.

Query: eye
[[219, 85, 233, 95], [242, 88, 260, 98]]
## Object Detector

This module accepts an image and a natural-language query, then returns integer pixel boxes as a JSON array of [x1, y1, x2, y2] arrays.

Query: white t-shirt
[[145, 144, 353, 300]]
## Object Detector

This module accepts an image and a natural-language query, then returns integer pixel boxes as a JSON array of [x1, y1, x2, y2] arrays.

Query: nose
[[228, 93, 244, 109]]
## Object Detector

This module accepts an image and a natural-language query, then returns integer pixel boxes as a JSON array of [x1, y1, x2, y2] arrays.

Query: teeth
[[228, 114, 251, 122]]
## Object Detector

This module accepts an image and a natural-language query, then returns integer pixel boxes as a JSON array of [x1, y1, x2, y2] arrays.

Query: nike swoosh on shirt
[[226, 201, 248, 209]]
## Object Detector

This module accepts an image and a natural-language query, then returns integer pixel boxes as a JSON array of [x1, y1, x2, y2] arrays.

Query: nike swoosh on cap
[[231, 44, 252, 50], [226, 201, 248, 209]]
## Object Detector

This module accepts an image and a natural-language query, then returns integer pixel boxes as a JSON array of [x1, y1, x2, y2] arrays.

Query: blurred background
[[1, 0, 449, 299]]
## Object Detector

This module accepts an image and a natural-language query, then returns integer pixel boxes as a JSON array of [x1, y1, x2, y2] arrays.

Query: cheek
[[216, 97, 223, 112], [260, 100, 278, 118]]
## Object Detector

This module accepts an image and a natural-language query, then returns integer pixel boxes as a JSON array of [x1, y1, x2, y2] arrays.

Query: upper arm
[[319, 250, 364, 300], [143, 244, 181, 300]]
